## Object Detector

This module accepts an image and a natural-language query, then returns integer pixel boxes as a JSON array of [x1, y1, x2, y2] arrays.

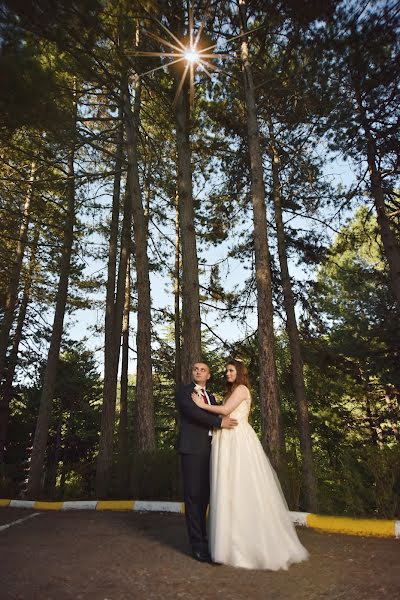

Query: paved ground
[[0, 508, 399, 600]]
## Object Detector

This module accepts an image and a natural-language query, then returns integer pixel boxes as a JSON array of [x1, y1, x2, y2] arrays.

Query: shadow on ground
[[0, 509, 399, 600]]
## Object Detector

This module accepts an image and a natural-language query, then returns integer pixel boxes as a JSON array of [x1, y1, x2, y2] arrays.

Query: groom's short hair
[[192, 360, 210, 372]]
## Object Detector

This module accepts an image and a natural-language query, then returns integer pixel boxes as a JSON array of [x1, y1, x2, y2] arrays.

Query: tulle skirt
[[209, 422, 309, 570]]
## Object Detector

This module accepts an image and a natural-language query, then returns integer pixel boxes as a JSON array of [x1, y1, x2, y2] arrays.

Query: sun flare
[[184, 48, 200, 64], [127, 3, 246, 106]]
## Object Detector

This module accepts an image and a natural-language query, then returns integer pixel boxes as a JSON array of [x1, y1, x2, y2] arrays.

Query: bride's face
[[225, 364, 237, 383]]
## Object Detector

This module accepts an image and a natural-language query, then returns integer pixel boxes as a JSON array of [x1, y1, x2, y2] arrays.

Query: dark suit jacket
[[176, 382, 222, 455]]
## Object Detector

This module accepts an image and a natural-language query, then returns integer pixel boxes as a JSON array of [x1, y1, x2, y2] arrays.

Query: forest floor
[[0, 508, 399, 600]]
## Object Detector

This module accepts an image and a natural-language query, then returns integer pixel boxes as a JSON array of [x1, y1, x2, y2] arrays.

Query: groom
[[176, 361, 238, 562]]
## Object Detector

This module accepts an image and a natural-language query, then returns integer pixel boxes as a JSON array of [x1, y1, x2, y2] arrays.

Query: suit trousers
[[180, 450, 211, 552]]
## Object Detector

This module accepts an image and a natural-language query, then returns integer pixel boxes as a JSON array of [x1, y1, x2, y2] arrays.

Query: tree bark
[[26, 97, 77, 498], [44, 419, 62, 499], [238, 0, 285, 474], [95, 158, 132, 496], [267, 115, 318, 511], [165, 3, 202, 384], [174, 190, 182, 389], [118, 254, 130, 488], [174, 81, 202, 383], [59, 411, 74, 497], [123, 76, 156, 453], [0, 160, 36, 383], [94, 95, 125, 497]]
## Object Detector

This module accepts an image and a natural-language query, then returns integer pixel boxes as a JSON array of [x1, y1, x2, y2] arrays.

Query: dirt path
[[0, 509, 399, 600]]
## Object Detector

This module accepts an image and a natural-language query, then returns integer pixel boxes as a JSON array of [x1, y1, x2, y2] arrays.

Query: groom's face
[[192, 363, 211, 387]]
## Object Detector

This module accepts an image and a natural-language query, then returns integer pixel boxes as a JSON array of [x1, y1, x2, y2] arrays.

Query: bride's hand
[[191, 392, 203, 407]]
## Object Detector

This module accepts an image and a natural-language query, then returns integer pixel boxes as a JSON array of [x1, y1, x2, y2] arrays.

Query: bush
[[0, 474, 18, 498], [130, 449, 182, 500], [364, 446, 400, 518], [316, 445, 400, 518]]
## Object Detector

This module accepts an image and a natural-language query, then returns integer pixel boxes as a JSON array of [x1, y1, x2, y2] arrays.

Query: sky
[[65, 147, 357, 377]]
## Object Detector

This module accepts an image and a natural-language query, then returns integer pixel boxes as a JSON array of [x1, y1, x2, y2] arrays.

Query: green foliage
[[1, 0, 398, 519], [315, 446, 400, 518], [0, 40, 61, 138], [304, 207, 399, 447], [294, 206, 400, 516], [3, 342, 101, 498], [130, 449, 182, 500]]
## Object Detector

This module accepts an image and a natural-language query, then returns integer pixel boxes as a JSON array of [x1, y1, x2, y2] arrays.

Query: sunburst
[[127, 3, 239, 107]]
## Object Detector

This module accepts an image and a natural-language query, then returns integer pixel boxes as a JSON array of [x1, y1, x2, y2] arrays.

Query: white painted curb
[[134, 501, 182, 513], [1, 500, 398, 539], [9, 500, 36, 509], [62, 501, 98, 510], [289, 511, 309, 526], [395, 521, 400, 539]]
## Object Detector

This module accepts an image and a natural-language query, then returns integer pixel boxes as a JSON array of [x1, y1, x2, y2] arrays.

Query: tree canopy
[[0, 0, 398, 517]]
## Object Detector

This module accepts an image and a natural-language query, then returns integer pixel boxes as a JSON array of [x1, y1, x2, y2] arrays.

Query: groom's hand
[[221, 416, 238, 428]]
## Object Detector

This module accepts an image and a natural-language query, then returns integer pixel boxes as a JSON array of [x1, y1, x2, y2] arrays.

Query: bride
[[192, 359, 309, 570]]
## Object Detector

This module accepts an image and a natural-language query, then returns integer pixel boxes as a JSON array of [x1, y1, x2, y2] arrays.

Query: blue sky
[[65, 147, 357, 377]]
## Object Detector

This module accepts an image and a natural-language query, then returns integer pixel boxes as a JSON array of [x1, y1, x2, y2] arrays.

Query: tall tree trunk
[[0, 160, 36, 383], [267, 115, 317, 511], [163, 5, 201, 384], [44, 419, 62, 499], [352, 77, 400, 310], [118, 254, 130, 488], [175, 81, 201, 383], [95, 96, 125, 497], [0, 223, 40, 471], [238, 1, 285, 474], [95, 165, 132, 496], [26, 97, 77, 498], [123, 77, 155, 453], [174, 190, 182, 389], [59, 411, 74, 497], [166, 4, 202, 384]]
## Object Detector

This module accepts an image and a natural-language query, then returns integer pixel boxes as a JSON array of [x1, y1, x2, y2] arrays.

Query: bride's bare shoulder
[[236, 384, 250, 396], [241, 385, 252, 402]]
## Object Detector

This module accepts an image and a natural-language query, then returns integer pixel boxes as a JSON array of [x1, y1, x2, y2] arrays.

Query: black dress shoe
[[192, 550, 211, 563]]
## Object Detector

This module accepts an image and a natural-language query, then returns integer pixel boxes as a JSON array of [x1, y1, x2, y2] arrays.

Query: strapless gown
[[209, 395, 309, 570]]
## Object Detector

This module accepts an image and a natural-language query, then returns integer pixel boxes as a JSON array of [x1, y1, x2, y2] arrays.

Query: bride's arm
[[192, 385, 248, 415]]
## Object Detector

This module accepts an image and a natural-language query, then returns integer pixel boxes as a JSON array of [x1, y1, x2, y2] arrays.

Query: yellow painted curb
[[0, 498, 398, 539], [307, 514, 395, 538], [96, 500, 135, 511], [34, 501, 64, 510]]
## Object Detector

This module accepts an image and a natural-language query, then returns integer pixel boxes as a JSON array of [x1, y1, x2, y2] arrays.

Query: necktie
[[201, 388, 212, 436]]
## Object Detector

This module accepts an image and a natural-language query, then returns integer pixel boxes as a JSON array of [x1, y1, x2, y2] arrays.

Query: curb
[[1, 499, 399, 539]]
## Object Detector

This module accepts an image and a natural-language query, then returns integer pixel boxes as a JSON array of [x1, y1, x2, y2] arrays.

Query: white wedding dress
[[209, 392, 309, 570]]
